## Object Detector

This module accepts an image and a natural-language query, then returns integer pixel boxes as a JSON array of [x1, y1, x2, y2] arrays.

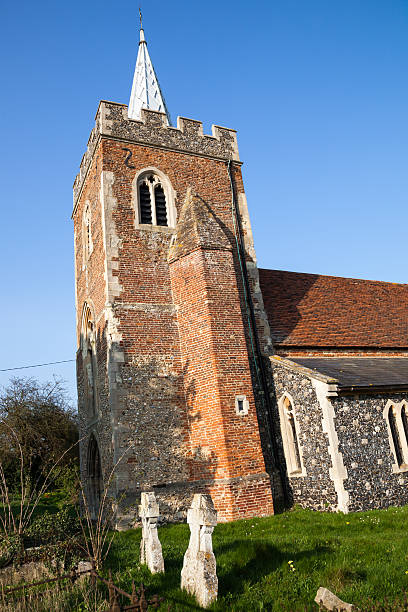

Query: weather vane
[[139, 7, 143, 29]]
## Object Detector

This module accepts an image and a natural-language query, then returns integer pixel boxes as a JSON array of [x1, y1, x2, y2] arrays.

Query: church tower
[[73, 19, 279, 523]]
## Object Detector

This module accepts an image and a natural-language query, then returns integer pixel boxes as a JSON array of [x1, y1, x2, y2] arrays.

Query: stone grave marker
[[139, 492, 164, 573], [181, 493, 218, 608]]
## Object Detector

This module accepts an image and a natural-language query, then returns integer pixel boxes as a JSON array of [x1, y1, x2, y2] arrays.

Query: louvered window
[[155, 184, 168, 226], [139, 182, 152, 224], [137, 175, 168, 227]]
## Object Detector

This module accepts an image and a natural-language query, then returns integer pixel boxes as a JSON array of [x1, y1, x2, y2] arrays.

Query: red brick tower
[[73, 24, 276, 523]]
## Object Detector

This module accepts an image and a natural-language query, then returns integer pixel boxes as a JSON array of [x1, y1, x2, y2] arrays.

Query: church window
[[138, 174, 168, 226], [83, 204, 93, 261], [384, 401, 408, 472], [401, 405, 408, 443], [134, 169, 176, 228], [81, 304, 98, 418], [279, 394, 304, 476], [139, 182, 152, 224], [388, 406, 403, 467], [235, 395, 249, 415], [154, 184, 168, 226]]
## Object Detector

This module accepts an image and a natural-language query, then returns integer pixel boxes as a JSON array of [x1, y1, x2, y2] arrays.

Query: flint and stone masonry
[[270, 357, 408, 513], [73, 102, 276, 523], [73, 95, 408, 521]]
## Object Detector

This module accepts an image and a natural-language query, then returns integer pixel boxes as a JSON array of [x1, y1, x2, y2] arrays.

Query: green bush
[[26, 507, 80, 547], [0, 533, 23, 569]]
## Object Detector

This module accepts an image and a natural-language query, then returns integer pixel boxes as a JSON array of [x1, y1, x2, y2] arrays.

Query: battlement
[[73, 101, 240, 209]]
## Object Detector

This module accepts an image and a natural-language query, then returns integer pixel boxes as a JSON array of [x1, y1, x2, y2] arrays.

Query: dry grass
[[0, 579, 108, 611]]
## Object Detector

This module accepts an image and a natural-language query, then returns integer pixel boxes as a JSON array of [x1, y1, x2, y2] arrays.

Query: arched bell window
[[134, 169, 176, 228], [279, 393, 304, 476], [138, 174, 168, 226]]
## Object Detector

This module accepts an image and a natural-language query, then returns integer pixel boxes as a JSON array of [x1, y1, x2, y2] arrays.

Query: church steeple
[[128, 13, 171, 125]]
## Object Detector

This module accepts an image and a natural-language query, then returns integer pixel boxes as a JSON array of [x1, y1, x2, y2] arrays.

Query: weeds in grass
[[77, 444, 135, 571], [0, 579, 108, 611]]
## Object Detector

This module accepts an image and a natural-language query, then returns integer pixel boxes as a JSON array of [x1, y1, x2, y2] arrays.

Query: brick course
[[73, 105, 274, 522]]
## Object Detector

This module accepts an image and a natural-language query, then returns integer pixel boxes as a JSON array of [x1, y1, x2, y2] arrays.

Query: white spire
[[128, 17, 171, 125]]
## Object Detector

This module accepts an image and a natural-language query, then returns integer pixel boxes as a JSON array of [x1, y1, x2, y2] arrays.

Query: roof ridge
[[259, 268, 408, 287]]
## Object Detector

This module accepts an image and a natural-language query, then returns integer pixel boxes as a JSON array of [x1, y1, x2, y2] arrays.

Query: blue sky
[[1, 0, 407, 403]]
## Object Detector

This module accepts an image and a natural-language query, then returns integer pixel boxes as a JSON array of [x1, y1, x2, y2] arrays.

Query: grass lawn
[[5, 490, 72, 519], [105, 505, 408, 611]]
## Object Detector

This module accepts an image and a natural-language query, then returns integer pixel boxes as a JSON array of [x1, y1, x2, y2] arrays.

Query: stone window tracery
[[384, 401, 408, 472], [134, 169, 176, 228], [138, 174, 168, 226], [278, 393, 304, 477]]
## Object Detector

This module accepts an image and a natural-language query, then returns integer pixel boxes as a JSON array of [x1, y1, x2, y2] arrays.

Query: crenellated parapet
[[73, 101, 240, 209]]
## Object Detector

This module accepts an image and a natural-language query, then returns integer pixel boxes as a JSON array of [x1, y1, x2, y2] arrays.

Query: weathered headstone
[[77, 560, 93, 583], [181, 493, 218, 608], [139, 492, 164, 573], [315, 587, 354, 611]]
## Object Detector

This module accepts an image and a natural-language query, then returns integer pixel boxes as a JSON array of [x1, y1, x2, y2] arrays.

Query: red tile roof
[[259, 269, 408, 348]]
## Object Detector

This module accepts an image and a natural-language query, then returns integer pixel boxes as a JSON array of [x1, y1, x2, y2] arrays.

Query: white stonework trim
[[100, 172, 123, 302], [313, 380, 349, 513], [132, 167, 177, 229], [99, 171, 125, 493], [278, 392, 306, 477], [234, 395, 249, 415], [236, 191, 273, 355], [383, 400, 408, 473]]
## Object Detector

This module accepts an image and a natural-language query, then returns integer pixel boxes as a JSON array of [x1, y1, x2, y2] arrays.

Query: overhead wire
[[0, 359, 75, 372]]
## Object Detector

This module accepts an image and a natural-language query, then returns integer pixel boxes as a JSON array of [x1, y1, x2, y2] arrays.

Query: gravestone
[[181, 493, 218, 608], [139, 492, 164, 573]]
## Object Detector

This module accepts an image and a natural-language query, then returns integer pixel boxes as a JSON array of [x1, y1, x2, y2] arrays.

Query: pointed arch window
[[134, 170, 175, 228], [83, 204, 93, 261], [278, 394, 304, 477], [384, 401, 408, 471], [81, 304, 97, 418], [138, 174, 168, 226]]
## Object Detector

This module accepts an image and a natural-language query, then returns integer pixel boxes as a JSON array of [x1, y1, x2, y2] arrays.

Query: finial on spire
[[128, 11, 172, 125], [139, 8, 145, 43]]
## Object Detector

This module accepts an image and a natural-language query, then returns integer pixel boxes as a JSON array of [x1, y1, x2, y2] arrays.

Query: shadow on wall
[[76, 187, 299, 518], [179, 192, 293, 509], [77, 318, 111, 519]]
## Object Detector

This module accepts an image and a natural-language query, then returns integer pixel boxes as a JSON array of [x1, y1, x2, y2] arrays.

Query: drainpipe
[[227, 160, 288, 506]]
